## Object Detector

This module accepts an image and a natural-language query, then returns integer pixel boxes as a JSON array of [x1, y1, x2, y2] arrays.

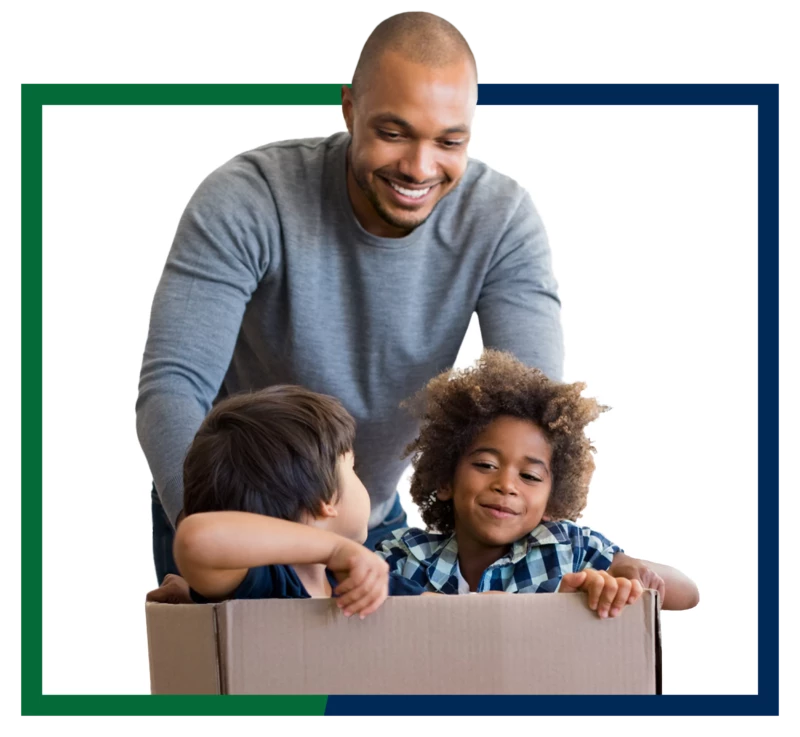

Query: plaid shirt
[[376, 520, 622, 594]]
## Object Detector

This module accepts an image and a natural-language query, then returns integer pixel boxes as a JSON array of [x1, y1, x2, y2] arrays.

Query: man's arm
[[476, 191, 564, 380], [136, 162, 275, 525], [608, 552, 700, 610]]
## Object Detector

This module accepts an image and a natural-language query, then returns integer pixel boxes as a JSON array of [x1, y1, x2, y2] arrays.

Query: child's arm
[[608, 553, 700, 611], [174, 511, 389, 616]]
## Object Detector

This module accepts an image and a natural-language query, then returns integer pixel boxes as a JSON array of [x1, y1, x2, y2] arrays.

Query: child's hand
[[328, 539, 390, 619], [608, 554, 667, 604], [146, 573, 193, 604], [559, 569, 643, 619]]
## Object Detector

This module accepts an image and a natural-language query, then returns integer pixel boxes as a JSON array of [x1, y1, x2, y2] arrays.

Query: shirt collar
[[418, 521, 572, 589]]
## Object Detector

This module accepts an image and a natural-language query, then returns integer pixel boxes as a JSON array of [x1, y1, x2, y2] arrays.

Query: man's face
[[342, 50, 477, 238]]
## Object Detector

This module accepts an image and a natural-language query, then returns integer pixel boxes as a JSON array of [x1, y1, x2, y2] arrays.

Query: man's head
[[342, 12, 478, 238], [182, 385, 371, 542]]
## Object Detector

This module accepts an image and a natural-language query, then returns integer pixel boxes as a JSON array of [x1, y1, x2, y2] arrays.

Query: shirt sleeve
[[573, 527, 623, 572], [476, 191, 564, 381], [136, 160, 277, 525], [388, 572, 426, 596], [375, 533, 413, 574], [190, 566, 298, 604]]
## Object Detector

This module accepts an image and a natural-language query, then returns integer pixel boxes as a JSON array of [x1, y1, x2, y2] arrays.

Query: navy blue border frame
[[325, 84, 779, 716]]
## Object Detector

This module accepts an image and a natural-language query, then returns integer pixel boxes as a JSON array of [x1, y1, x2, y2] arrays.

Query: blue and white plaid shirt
[[376, 520, 623, 594]]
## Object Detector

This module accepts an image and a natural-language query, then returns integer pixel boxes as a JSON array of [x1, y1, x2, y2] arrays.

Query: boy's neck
[[455, 535, 511, 592], [293, 563, 332, 598]]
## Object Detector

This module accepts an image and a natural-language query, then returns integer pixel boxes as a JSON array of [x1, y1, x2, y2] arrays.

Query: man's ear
[[341, 85, 354, 135], [436, 484, 453, 502]]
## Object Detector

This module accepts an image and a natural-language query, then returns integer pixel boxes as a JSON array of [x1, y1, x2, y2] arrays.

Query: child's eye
[[521, 473, 542, 483], [473, 462, 496, 471]]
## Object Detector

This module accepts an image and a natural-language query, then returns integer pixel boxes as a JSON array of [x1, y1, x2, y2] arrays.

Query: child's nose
[[491, 470, 518, 495]]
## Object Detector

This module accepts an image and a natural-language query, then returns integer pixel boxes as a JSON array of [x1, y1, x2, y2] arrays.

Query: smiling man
[[343, 41, 478, 236], [137, 12, 565, 584]]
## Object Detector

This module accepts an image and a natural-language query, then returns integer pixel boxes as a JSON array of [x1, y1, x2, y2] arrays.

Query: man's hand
[[559, 569, 643, 618], [608, 553, 667, 604], [146, 573, 193, 604], [328, 539, 390, 619]]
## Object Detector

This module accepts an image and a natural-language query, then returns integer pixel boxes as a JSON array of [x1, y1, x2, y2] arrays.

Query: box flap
[[145, 602, 220, 694], [216, 591, 659, 694]]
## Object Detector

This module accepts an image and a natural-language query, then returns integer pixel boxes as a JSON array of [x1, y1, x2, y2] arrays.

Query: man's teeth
[[389, 181, 431, 199]]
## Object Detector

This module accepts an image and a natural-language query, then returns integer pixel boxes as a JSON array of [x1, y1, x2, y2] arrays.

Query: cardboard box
[[146, 590, 661, 694]]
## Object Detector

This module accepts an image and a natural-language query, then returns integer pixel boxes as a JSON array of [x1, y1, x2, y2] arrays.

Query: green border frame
[[21, 84, 341, 716]]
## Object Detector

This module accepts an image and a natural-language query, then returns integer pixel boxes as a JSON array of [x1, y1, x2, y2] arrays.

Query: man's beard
[[354, 167, 434, 233]]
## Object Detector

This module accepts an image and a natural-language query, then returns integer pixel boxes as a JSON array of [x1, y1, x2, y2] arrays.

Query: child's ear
[[316, 501, 339, 520], [436, 484, 453, 502]]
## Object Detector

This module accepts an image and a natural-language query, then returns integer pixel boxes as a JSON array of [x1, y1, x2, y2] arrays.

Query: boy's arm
[[174, 511, 367, 601], [608, 553, 699, 610]]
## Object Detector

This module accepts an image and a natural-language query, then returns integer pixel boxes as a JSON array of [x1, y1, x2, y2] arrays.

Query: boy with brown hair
[[159, 384, 424, 618]]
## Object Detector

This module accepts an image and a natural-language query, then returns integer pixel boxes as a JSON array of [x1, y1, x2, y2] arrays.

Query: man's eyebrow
[[372, 113, 469, 137]]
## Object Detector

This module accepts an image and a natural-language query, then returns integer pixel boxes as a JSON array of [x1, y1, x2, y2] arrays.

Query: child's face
[[440, 416, 553, 550], [332, 451, 372, 543]]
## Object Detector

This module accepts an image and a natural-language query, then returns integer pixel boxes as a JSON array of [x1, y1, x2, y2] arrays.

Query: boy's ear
[[436, 484, 453, 502], [316, 501, 339, 520]]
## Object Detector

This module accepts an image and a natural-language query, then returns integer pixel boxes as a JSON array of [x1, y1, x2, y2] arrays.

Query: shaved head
[[341, 13, 478, 238], [351, 12, 477, 100]]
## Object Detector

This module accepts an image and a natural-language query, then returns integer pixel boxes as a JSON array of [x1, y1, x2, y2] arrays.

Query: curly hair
[[402, 350, 608, 534]]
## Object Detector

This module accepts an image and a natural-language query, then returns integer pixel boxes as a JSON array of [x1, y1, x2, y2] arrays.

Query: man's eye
[[379, 130, 402, 140], [440, 139, 465, 148]]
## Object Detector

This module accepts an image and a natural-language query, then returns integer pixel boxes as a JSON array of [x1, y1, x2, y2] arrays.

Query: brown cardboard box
[[146, 590, 661, 694]]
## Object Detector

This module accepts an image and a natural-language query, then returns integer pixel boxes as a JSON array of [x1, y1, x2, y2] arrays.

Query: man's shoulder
[[461, 156, 530, 207], [195, 132, 346, 201], [435, 155, 538, 234]]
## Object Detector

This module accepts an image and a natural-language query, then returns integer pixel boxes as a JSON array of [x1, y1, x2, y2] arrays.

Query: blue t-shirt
[[190, 564, 425, 603]]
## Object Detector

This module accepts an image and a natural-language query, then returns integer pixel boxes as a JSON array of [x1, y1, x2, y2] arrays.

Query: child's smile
[[439, 415, 553, 551]]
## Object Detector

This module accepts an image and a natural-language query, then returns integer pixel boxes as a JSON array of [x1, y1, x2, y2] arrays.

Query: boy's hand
[[559, 569, 643, 618], [146, 573, 193, 604], [328, 539, 390, 619], [608, 554, 667, 604]]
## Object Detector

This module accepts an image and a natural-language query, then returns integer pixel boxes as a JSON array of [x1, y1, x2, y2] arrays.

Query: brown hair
[[182, 385, 356, 521], [403, 350, 608, 534]]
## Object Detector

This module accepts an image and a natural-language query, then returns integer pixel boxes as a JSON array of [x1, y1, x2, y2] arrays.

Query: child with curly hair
[[377, 349, 699, 618]]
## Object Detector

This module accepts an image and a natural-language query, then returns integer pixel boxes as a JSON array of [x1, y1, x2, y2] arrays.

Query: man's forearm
[[136, 390, 207, 526]]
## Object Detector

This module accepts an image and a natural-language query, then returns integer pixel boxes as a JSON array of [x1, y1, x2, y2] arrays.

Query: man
[[138, 12, 564, 586]]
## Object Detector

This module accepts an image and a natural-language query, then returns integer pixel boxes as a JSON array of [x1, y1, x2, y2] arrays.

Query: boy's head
[[182, 385, 370, 542], [403, 350, 607, 545]]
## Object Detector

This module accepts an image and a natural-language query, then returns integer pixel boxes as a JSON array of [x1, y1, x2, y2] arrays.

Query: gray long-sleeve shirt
[[136, 132, 563, 528]]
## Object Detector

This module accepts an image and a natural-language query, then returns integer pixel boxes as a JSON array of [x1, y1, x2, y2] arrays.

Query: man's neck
[[293, 563, 332, 598], [455, 534, 511, 592]]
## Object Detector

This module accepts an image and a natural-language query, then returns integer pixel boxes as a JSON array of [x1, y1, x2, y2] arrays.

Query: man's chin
[[376, 205, 433, 233]]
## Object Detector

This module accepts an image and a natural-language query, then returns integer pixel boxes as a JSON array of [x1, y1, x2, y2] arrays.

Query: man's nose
[[398, 142, 438, 183]]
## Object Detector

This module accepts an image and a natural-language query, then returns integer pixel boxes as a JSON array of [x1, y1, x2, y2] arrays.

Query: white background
[[4, 0, 799, 734]]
